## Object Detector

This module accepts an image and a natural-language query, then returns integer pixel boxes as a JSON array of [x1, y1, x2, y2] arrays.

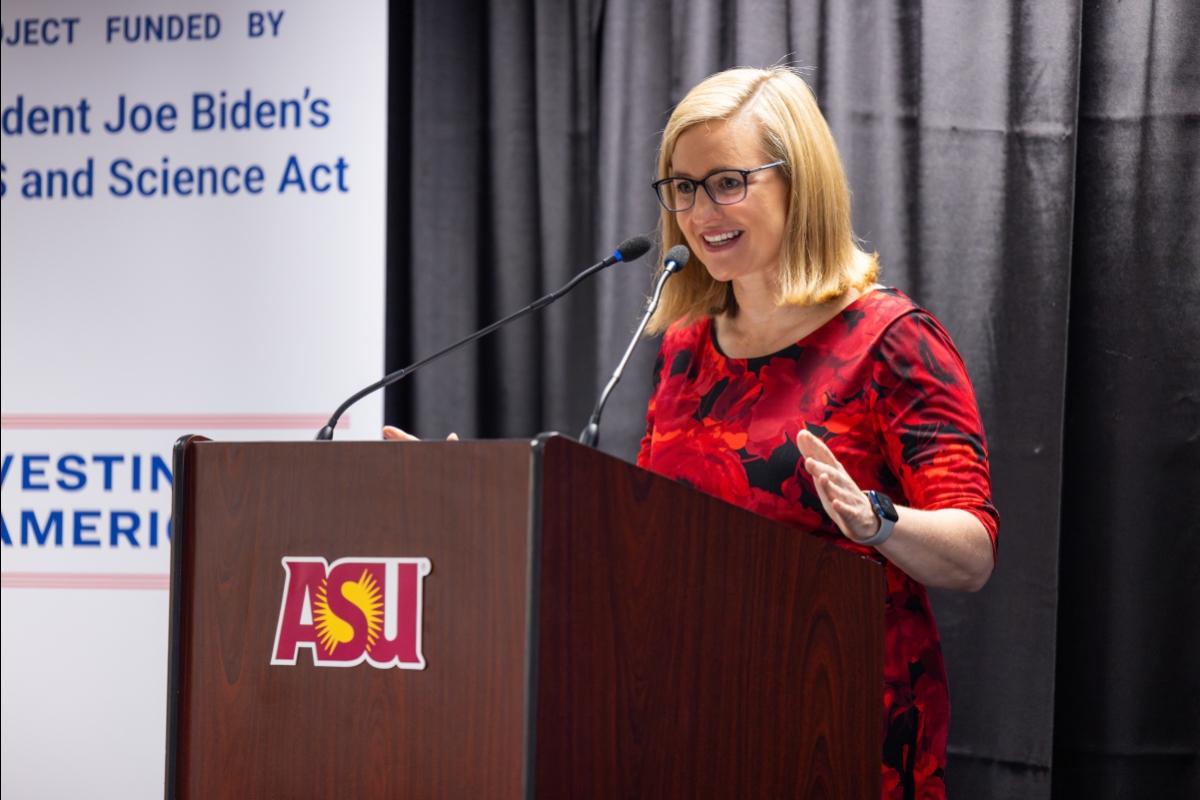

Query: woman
[[638, 67, 998, 798]]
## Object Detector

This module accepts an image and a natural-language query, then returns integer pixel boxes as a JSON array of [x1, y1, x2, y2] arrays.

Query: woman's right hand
[[382, 426, 459, 441]]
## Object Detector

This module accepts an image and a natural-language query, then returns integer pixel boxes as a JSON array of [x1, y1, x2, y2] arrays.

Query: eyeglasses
[[652, 161, 786, 212]]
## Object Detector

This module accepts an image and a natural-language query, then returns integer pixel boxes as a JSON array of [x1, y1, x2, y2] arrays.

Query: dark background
[[382, 1, 1199, 797]]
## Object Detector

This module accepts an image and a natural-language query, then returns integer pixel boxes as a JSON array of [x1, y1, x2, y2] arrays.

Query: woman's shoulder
[[860, 289, 974, 390], [815, 287, 921, 351], [871, 288, 959, 342], [817, 288, 971, 381], [855, 286, 921, 326], [848, 287, 958, 347]]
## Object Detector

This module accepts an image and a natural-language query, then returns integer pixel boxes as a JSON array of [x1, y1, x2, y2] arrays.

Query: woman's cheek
[[679, 216, 698, 248]]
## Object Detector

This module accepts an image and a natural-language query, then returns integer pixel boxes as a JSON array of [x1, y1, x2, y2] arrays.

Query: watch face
[[874, 492, 899, 521]]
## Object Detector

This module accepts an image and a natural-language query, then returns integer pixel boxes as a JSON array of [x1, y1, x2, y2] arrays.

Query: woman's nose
[[690, 189, 723, 221]]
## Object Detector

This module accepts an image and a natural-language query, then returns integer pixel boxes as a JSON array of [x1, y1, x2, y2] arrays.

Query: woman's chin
[[706, 272, 736, 285], [703, 260, 744, 284]]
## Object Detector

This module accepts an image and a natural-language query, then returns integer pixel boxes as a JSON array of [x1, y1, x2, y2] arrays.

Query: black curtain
[[385, 1, 1199, 796], [1052, 0, 1200, 797]]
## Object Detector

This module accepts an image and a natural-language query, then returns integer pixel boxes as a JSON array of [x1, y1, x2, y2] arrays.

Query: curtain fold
[[410, 0, 487, 438], [1053, 0, 1200, 796]]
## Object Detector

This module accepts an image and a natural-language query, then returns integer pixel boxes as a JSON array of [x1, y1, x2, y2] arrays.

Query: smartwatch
[[859, 490, 899, 547]]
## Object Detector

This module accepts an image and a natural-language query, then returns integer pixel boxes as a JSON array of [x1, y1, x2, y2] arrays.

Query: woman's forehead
[[672, 117, 766, 175]]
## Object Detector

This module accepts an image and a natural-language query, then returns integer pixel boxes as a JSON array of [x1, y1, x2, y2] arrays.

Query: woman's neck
[[714, 276, 866, 359]]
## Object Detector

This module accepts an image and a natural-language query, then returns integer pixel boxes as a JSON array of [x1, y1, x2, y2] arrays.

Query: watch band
[[856, 513, 895, 547], [857, 491, 897, 547]]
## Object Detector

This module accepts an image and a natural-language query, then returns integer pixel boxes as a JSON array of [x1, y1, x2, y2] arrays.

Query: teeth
[[703, 231, 741, 244]]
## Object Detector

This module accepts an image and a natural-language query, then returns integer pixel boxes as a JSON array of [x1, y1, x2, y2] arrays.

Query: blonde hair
[[647, 67, 878, 333]]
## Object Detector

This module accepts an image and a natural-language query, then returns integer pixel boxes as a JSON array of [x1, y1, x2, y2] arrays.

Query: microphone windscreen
[[616, 234, 653, 262], [665, 244, 691, 269]]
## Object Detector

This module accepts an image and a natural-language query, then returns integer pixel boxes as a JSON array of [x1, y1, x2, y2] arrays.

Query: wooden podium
[[165, 433, 884, 799]]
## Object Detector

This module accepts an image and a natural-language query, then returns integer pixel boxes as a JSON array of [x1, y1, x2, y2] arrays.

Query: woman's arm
[[798, 429, 994, 592]]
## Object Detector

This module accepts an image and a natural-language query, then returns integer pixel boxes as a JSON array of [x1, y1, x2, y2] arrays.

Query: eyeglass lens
[[659, 171, 748, 211]]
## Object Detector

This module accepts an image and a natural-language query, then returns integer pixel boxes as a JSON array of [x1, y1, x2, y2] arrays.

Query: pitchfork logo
[[271, 557, 432, 670]]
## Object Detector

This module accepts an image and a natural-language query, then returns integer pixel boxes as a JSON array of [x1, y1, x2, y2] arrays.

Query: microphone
[[579, 244, 690, 448], [316, 234, 653, 440]]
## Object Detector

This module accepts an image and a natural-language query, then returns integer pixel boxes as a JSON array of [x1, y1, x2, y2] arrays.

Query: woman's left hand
[[797, 428, 994, 590], [797, 429, 879, 543]]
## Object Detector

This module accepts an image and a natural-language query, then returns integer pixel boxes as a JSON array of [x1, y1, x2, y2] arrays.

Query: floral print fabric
[[637, 288, 998, 799]]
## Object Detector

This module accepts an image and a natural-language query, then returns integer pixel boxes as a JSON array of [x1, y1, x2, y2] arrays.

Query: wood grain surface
[[533, 436, 885, 799], [169, 436, 884, 799], [171, 440, 532, 799]]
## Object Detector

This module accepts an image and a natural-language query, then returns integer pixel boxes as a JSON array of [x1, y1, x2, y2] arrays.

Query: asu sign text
[[272, 556, 432, 670]]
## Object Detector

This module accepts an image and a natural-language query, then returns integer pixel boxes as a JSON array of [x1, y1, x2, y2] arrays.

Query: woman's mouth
[[701, 230, 742, 250]]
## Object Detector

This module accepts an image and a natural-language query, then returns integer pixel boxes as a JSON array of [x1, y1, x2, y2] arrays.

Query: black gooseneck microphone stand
[[579, 244, 691, 448], [315, 235, 653, 440]]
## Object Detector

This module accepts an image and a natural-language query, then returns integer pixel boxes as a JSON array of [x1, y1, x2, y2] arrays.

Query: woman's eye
[[676, 181, 696, 195], [718, 176, 743, 192]]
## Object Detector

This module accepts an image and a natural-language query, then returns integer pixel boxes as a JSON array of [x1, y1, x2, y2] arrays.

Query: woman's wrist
[[853, 512, 892, 547], [854, 491, 898, 546]]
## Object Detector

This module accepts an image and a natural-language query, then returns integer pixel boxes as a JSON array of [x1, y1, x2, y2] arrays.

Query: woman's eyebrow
[[670, 165, 737, 179]]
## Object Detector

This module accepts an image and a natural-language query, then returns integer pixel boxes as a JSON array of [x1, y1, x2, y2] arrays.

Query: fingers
[[813, 473, 849, 533], [382, 426, 462, 442], [798, 429, 855, 496], [802, 454, 837, 480], [796, 428, 821, 459], [810, 458, 869, 524], [803, 454, 857, 499], [799, 428, 876, 541], [812, 471, 835, 511], [819, 467, 862, 504], [818, 474, 863, 517], [797, 429, 841, 468]]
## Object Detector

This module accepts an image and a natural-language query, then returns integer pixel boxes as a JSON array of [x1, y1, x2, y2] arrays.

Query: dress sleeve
[[870, 311, 1000, 552], [637, 343, 667, 469]]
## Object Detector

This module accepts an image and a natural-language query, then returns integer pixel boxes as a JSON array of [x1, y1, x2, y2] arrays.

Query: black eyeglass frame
[[651, 160, 787, 212]]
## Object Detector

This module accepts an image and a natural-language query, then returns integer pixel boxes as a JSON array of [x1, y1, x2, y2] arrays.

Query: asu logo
[[271, 557, 432, 669]]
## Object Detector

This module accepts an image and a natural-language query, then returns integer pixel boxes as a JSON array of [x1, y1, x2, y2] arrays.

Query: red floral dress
[[637, 288, 999, 799]]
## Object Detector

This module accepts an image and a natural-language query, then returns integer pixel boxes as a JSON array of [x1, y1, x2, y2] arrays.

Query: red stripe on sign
[[0, 414, 349, 430], [1, 572, 171, 590]]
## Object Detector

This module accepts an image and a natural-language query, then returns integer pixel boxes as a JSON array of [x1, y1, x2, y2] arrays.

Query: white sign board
[[1, 2, 388, 795]]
